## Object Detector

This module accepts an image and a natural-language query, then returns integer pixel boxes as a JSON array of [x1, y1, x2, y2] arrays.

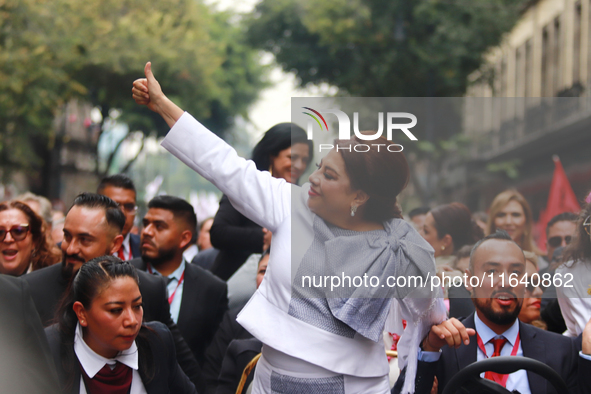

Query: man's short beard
[[61, 260, 74, 279], [141, 247, 177, 268], [473, 297, 522, 326], [60, 252, 86, 279]]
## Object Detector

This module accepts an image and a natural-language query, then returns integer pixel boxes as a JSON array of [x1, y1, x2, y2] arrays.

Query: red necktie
[[484, 337, 508, 386], [117, 247, 125, 261], [81, 361, 132, 394]]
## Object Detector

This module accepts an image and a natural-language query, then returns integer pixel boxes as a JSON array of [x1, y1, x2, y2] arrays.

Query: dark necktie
[[81, 361, 133, 394]]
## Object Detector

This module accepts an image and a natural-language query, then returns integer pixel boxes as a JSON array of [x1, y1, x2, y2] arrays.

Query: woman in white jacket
[[132, 63, 445, 394]]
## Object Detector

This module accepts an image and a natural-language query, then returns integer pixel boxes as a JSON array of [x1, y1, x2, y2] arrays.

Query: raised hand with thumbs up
[[132, 62, 184, 128]]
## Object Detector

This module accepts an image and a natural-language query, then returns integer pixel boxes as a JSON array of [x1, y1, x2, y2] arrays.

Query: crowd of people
[[2, 63, 591, 394]]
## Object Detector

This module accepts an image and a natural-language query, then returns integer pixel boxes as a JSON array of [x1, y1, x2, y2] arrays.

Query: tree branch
[[120, 134, 145, 174]]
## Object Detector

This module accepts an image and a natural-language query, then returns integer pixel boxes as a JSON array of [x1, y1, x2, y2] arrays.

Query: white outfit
[[556, 259, 591, 337], [74, 323, 147, 394], [161, 112, 446, 394]]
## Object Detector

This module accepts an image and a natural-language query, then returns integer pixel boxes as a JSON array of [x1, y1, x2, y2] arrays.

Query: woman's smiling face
[[307, 149, 358, 224], [0, 208, 34, 276]]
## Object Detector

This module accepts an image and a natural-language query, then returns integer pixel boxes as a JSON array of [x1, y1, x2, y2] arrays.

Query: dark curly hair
[[251, 123, 313, 175]]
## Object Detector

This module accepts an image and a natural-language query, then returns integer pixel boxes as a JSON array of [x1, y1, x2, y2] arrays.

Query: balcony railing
[[472, 96, 591, 160]]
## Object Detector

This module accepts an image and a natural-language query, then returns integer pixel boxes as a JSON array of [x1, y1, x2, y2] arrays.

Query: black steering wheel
[[441, 356, 569, 394]]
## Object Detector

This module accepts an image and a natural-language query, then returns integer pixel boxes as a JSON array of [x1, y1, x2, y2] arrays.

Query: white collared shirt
[[473, 312, 530, 394], [148, 259, 186, 324], [74, 323, 147, 394]]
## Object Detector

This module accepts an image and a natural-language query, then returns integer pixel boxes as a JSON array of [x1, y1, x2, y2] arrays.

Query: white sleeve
[[161, 112, 291, 232], [556, 264, 591, 337], [556, 291, 586, 337]]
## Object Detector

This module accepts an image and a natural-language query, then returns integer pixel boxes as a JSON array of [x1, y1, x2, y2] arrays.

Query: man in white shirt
[[394, 230, 591, 394], [98, 174, 141, 260]]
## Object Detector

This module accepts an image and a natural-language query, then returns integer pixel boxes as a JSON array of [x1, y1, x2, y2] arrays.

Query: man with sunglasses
[[536, 212, 579, 333], [97, 174, 141, 260], [546, 212, 577, 267]]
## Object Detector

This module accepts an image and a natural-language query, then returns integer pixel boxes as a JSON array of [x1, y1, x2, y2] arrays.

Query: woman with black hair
[[209, 122, 313, 280], [421, 202, 484, 271], [44, 256, 196, 394]]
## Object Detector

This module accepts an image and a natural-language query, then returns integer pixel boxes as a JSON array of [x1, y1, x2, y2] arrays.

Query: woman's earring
[[441, 246, 445, 251], [351, 204, 358, 217]]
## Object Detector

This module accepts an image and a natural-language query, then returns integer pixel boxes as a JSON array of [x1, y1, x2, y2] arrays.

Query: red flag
[[536, 156, 580, 252]]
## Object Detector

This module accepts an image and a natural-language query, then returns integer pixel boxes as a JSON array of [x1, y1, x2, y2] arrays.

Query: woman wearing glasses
[[555, 201, 591, 337], [0, 200, 60, 276]]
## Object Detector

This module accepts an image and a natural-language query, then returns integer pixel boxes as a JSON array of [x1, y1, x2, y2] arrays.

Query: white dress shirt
[[74, 323, 147, 394]]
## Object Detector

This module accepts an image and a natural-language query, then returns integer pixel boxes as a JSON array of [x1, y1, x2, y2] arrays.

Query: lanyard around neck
[[147, 264, 185, 305], [476, 331, 521, 387]]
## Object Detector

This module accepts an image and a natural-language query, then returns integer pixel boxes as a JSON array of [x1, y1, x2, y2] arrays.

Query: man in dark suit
[[97, 174, 141, 259], [394, 230, 591, 394], [23, 193, 202, 388], [0, 274, 60, 394], [131, 195, 228, 365]]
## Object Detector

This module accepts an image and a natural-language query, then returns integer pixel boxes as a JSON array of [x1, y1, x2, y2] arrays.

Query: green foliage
[[486, 159, 521, 179], [247, 0, 527, 97], [0, 0, 265, 187]]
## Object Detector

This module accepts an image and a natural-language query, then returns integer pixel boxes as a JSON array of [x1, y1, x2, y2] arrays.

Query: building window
[[574, 1, 582, 84], [553, 17, 561, 94], [525, 39, 532, 97], [542, 26, 550, 96]]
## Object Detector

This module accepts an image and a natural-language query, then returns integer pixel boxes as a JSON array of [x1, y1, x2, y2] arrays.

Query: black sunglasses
[[547, 235, 572, 248], [0, 224, 30, 242]]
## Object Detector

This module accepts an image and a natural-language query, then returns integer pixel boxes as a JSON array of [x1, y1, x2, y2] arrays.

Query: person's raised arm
[[132, 62, 290, 233], [132, 62, 184, 128]]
